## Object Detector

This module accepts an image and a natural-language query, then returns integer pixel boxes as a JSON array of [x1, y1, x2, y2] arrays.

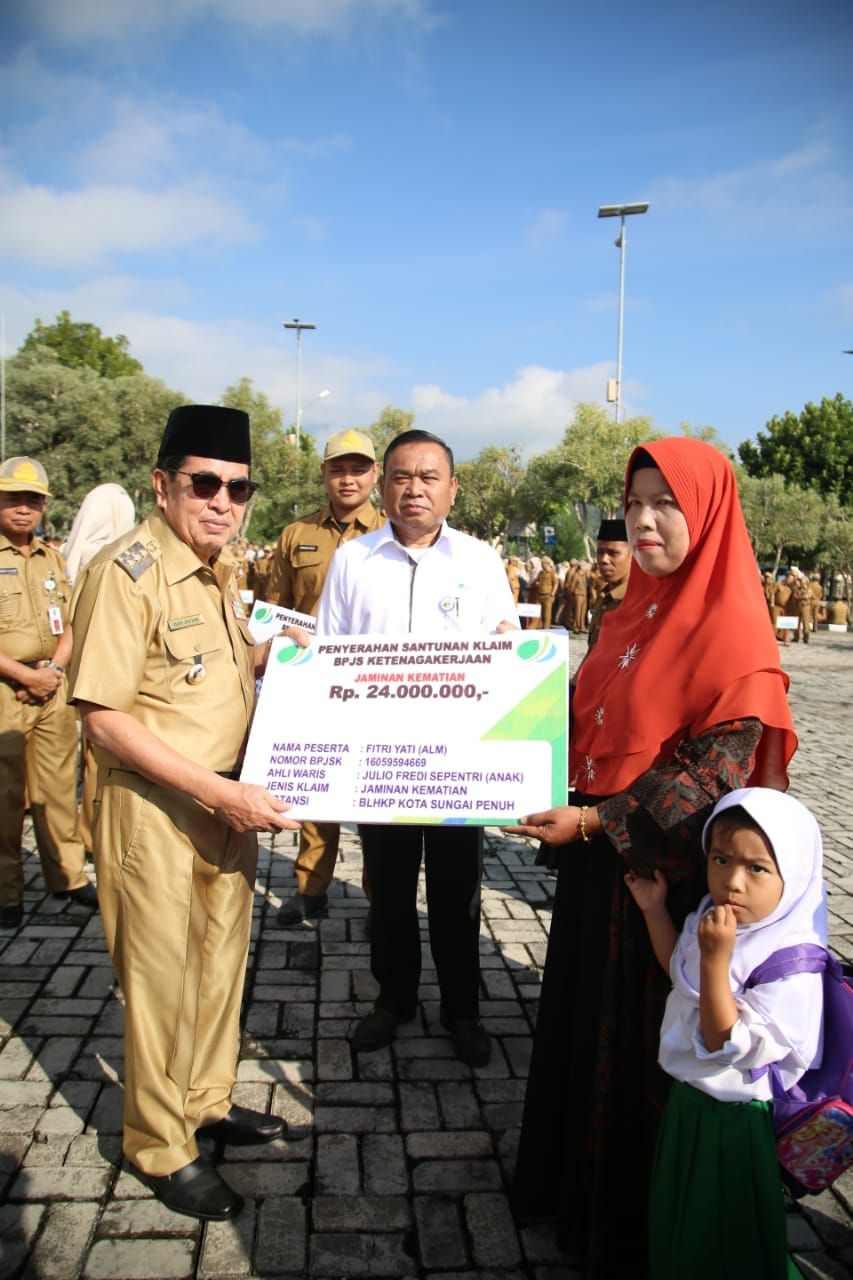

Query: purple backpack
[[745, 943, 853, 1198]]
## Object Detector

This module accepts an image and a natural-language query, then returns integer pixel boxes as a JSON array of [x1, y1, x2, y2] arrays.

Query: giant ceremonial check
[[241, 631, 568, 825]]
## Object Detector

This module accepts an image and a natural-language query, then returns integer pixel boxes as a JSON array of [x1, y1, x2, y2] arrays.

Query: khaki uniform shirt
[[0, 534, 72, 665], [773, 583, 792, 611], [533, 566, 558, 599], [268, 501, 386, 616], [587, 575, 629, 651], [68, 512, 255, 775]]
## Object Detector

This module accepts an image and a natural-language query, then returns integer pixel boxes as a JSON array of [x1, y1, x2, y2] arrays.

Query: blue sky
[[1, 0, 851, 460]]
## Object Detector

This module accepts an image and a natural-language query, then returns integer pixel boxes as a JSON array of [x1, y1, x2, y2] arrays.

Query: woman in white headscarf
[[63, 484, 135, 583], [63, 484, 135, 850]]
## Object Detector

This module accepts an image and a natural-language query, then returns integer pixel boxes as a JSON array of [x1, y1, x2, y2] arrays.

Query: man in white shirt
[[316, 430, 518, 1066]]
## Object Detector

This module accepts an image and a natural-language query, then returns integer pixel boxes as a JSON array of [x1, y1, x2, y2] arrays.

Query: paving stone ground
[[1, 632, 851, 1278]]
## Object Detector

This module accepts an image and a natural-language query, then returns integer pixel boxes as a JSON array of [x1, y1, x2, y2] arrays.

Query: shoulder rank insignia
[[116, 541, 157, 580]]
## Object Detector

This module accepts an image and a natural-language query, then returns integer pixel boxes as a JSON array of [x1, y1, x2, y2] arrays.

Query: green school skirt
[[650, 1080, 801, 1280]]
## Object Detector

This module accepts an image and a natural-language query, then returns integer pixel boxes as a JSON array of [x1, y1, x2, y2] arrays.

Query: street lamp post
[[283, 317, 317, 448], [597, 202, 649, 423]]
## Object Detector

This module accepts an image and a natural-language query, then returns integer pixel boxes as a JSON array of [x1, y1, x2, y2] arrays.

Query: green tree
[[817, 495, 853, 573], [452, 445, 525, 545], [523, 504, 585, 561], [738, 394, 853, 507], [360, 405, 415, 464], [5, 347, 182, 532], [678, 421, 734, 458], [19, 310, 143, 379], [736, 471, 824, 574], [222, 377, 326, 542], [519, 403, 662, 554]]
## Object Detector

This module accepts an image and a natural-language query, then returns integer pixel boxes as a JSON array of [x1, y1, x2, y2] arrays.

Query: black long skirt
[[511, 814, 680, 1279]]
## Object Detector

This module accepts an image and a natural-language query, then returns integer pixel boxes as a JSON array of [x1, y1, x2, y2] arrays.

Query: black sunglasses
[[172, 469, 259, 504]]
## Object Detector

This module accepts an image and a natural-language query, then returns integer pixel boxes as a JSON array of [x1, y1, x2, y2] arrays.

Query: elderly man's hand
[[214, 781, 301, 834]]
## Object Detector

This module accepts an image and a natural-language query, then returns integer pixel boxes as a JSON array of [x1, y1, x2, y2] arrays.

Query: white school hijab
[[63, 483, 136, 583], [674, 786, 827, 995], [662, 787, 827, 1099]]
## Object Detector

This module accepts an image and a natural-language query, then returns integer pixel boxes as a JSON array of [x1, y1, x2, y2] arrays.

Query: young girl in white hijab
[[626, 788, 826, 1279]]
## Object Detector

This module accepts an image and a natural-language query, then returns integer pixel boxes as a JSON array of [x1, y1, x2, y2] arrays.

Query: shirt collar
[[321, 500, 379, 532], [368, 520, 454, 558], [148, 511, 223, 587], [0, 532, 45, 555]]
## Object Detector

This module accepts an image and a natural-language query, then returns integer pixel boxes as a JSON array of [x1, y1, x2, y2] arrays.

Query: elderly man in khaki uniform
[[0, 456, 96, 929], [267, 429, 384, 926], [69, 406, 299, 1222]]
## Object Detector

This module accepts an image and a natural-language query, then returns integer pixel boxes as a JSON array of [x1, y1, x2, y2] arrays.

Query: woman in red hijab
[[509, 438, 796, 1279]]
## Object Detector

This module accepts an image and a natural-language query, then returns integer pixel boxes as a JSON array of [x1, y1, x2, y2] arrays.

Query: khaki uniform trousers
[[571, 591, 588, 633], [530, 594, 554, 630], [796, 602, 812, 643], [296, 820, 370, 900], [95, 768, 257, 1175], [0, 679, 88, 907]]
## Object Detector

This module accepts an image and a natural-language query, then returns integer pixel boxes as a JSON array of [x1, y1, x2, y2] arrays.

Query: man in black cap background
[[68, 405, 299, 1221], [587, 518, 632, 653]]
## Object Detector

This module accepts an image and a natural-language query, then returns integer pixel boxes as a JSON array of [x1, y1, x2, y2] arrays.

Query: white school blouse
[[658, 959, 823, 1103]]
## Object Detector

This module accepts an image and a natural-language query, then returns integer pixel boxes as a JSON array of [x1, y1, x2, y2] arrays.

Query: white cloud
[[78, 97, 349, 186], [410, 363, 616, 457], [1, 283, 622, 460], [0, 169, 256, 267], [19, 0, 439, 44], [650, 142, 851, 234], [821, 283, 853, 319], [525, 208, 568, 247], [582, 292, 618, 313]]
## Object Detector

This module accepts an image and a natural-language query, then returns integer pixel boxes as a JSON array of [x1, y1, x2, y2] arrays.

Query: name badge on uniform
[[296, 544, 318, 553], [48, 606, 64, 635], [0, 567, 18, 575], [168, 614, 204, 631]]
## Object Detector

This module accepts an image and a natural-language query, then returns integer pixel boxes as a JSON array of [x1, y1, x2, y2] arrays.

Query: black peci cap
[[597, 518, 627, 542], [158, 405, 251, 467]]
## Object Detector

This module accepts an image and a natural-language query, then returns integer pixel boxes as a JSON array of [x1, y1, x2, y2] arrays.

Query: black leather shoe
[[197, 1104, 285, 1145], [277, 891, 328, 927], [441, 1013, 492, 1067], [141, 1157, 244, 1221], [54, 883, 98, 909], [351, 1006, 415, 1053], [0, 904, 23, 929]]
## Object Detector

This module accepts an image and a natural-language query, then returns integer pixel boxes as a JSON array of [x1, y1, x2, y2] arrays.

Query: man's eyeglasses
[[172, 470, 259, 504]]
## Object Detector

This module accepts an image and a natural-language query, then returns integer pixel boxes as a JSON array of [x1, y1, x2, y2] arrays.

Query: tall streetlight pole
[[283, 318, 316, 449], [598, 202, 649, 423]]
